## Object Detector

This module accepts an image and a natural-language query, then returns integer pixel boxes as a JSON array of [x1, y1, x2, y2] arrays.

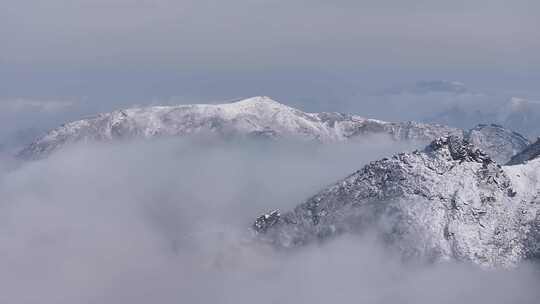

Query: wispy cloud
[[0, 138, 539, 303], [0, 99, 77, 113]]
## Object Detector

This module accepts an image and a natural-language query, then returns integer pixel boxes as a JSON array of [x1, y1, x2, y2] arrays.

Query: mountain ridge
[[253, 135, 540, 268], [18, 96, 463, 159], [17, 97, 531, 162]]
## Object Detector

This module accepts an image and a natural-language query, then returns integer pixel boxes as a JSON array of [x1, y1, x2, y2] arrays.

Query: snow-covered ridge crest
[[253, 135, 540, 268], [18, 96, 461, 159]]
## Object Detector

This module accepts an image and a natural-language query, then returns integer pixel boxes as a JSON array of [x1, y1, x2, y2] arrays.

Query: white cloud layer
[[0, 137, 539, 303]]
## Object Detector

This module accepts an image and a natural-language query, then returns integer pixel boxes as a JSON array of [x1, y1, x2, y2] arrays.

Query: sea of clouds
[[0, 137, 539, 303]]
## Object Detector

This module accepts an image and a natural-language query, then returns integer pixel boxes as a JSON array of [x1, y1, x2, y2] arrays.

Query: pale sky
[[2, 0, 538, 68], [1, 0, 539, 140]]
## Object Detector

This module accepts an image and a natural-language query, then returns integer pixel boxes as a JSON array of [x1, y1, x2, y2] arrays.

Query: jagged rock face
[[254, 136, 540, 268], [18, 96, 461, 159], [507, 139, 540, 165], [466, 124, 530, 164]]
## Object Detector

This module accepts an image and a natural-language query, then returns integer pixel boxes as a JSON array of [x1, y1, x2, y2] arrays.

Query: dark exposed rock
[[253, 210, 281, 233]]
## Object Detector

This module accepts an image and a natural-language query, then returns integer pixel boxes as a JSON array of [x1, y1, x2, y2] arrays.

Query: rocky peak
[[253, 210, 281, 233], [425, 135, 492, 164], [253, 136, 540, 268]]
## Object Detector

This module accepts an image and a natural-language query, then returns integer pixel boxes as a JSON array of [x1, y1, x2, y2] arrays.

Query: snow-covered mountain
[[17, 97, 531, 163], [507, 138, 540, 165], [466, 124, 530, 164], [253, 136, 540, 268], [18, 96, 462, 159]]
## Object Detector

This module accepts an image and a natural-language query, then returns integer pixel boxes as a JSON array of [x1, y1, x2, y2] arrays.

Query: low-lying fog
[[0, 137, 539, 303]]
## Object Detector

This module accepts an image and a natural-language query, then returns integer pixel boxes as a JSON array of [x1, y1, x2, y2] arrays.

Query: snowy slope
[[254, 136, 540, 268], [466, 124, 530, 164], [18, 97, 461, 159], [507, 138, 540, 165]]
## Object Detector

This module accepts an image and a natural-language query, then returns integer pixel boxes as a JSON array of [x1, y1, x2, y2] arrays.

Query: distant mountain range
[[429, 97, 540, 138], [19, 96, 462, 159], [18, 97, 531, 164], [374, 81, 540, 139]]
